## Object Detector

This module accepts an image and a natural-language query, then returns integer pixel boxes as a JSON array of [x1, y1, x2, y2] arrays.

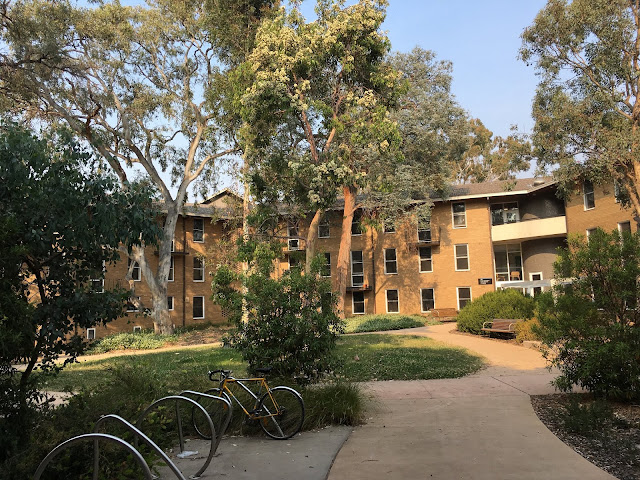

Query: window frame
[[322, 252, 331, 278], [454, 244, 470, 271], [583, 180, 595, 210], [168, 257, 174, 282], [86, 328, 96, 340], [352, 291, 365, 315], [133, 326, 142, 333], [418, 246, 432, 273], [193, 296, 205, 319], [351, 210, 362, 236], [167, 296, 174, 311], [417, 223, 432, 243], [456, 287, 472, 310], [126, 296, 140, 313], [383, 222, 396, 233], [529, 272, 543, 281], [128, 259, 141, 282], [350, 250, 364, 286], [193, 217, 205, 243], [193, 257, 205, 282], [451, 202, 467, 228], [618, 221, 632, 235], [490, 202, 520, 226], [420, 288, 435, 312], [287, 224, 300, 250], [385, 289, 399, 313], [318, 216, 330, 238], [90, 260, 106, 293], [384, 248, 398, 275]]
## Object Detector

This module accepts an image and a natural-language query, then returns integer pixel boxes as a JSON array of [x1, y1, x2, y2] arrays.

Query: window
[[193, 257, 205, 282], [530, 273, 543, 297], [421, 288, 435, 312], [351, 210, 362, 235], [384, 248, 398, 274], [318, 216, 330, 238], [168, 257, 174, 282], [167, 296, 174, 311], [193, 296, 205, 319], [352, 291, 365, 314], [171, 238, 175, 252], [614, 180, 622, 203], [86, 328, 96, 340], [287, 224, 299, 250], [457, 287, 471, 310], [493, 244, 522, 281], [490, 202, 519, 226], [452, 202, 466, 228], [133, 326, 142, 333], [193, 218, 204, 242], [583, 180, 595, 210], [288, 253, 299, 270], [419, 246, 432, 273], [417, 221, 431, 242], [322, 252, 331, 277], [129, 259, 141, 281], [386, 289, 399, 313], [618, 221, 631, 234], [351, 251, 364, 286], [90, 260, 105, 293], [586, 228, 597, 242], [454, 244, 469, 271], [383, 222, 395, 233], [126, 296, 140, 312]]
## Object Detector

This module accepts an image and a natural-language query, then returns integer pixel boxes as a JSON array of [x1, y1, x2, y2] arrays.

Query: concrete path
[[327, 324, 615, 480]]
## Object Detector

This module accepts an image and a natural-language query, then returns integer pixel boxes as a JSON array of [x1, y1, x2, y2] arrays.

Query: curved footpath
[[327, 324, 614, 480]]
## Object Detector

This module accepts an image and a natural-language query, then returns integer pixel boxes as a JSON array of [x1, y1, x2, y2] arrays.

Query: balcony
[[491, 216, 567, 243], [407, 226, 441, 247]]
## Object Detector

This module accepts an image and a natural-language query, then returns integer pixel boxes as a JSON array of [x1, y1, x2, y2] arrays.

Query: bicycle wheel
[[192, 388, 231, 440], [258, 386, 305, 440]]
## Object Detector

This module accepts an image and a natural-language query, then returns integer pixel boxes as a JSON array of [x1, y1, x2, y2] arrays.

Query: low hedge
[[456, 289, 535, 334]]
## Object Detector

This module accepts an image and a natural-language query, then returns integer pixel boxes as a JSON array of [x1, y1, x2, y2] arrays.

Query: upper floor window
[[583, 180, 595, 210], [454, 244, 470, 271], [351, 250, 364, 286], [452, 202, 466, 228], [287, 224, 299, 250], [417, 221, 431, 242], [419, 246, 432, 273], [614, 180, 622, 203], [383, 222, 395, 233], [384, 248, 398, 274], [193, 257, 205, 282], [90, 260, 105, 293], [318, 216, 330, 238], [193, 218, 205, 242], [128, 259, 141, 281], [351, 210, 362, 236], [490, 202, 519, 226], [168, 257, 174, 282]]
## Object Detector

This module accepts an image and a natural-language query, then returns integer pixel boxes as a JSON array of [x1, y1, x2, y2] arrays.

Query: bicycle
[[192, 367, 305, 440]]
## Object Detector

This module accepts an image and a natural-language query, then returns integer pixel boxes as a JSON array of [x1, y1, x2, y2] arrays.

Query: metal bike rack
[[137, 395, 215, 479], [93, 414, 186, 480], [178, 389, 232, 453], [33, 433, 153, 480]]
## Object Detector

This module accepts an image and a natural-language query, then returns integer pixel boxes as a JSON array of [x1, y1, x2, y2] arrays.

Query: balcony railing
[[407, 226, 441, 247]]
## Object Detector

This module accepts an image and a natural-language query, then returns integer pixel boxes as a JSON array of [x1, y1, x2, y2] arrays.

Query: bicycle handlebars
[[208, 369, 231, 381]]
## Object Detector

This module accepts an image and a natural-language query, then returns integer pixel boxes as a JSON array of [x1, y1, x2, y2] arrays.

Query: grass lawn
[[335, 334, 486, 381], [43, 333, 485, 391], [343, 314, 440, 333]]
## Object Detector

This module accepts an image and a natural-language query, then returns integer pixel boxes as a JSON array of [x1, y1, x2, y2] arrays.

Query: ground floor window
[[168, 296, 174, 311], [386, 289, 399, 313], [352, 291, 365, 314], [494, 244, 522, 281], [457, 287, 471, 310], [86, 328, 96, 340], [421, 288, 434, 312], [193, 296, 205, 319]]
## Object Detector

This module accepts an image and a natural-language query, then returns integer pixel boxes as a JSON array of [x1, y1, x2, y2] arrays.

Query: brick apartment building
[[88, 177, 638, 339]]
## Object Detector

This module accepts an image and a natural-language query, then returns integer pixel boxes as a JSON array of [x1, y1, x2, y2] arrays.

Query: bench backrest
[[491, 319, 521, 330]]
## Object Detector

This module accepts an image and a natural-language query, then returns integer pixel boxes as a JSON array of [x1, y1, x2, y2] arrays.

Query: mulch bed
[[531, 394, 640, 480]]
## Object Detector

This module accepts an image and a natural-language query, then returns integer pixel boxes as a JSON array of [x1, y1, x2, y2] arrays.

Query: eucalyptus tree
[[0, 0, 274, 333], [521, 0, 640, 216], [241, 0, 404, 314]]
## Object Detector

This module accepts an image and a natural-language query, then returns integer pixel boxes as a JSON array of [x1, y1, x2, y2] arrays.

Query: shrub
[[88, 332, 172, 353], [561, 395, 613, 435], [456, 289, 535, 334], [536, 229, 640, 401], [212, 241, 343, 381], [514, 318, 541, 343], [345, 314, 426, 333]]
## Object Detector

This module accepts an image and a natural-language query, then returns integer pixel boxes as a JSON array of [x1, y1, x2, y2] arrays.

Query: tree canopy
[[521, 0, 640, 215]]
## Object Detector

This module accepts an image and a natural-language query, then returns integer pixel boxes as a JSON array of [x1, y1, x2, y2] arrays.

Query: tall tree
[[521, 0, 640, 216], [0, 0, 276, 333], [241, 0, 404, 315], [0, 125, 160, 455]]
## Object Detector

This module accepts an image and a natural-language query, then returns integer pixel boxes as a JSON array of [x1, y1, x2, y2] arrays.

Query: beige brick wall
[[565, 182, 637, 236]]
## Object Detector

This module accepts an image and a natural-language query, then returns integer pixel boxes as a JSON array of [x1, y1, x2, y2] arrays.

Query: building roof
[[447, 177, 556, 200]]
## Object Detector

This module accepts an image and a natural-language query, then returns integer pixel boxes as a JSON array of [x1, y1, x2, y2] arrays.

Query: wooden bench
[[481, 319, 521, 337]]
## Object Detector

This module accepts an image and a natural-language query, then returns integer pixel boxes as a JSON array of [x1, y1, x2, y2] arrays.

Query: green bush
[[536, 229, 640, 401], [88, 332, 173, 353], [212, 241, 343, 381], [514, 318, 541, 343], [456, 289, 535, 334], [561, 395, 613, 435], [345, 314, 426, 333]]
